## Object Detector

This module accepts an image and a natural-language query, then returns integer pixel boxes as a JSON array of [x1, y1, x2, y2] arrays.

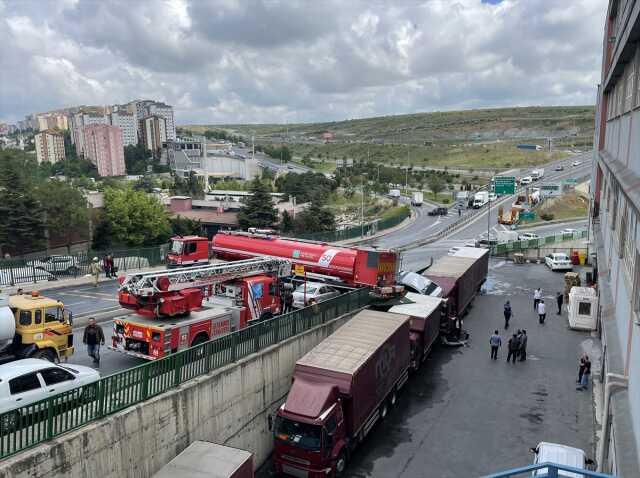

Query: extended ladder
[[120, 257, 292, 296]]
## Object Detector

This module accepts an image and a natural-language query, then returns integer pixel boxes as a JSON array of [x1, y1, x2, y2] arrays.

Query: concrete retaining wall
[[0, 311, 360, 478]]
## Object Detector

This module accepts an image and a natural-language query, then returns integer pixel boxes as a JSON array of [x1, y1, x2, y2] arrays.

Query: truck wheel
[[390, 389, 398, 407], [380, 401, 389, 420], [31, 349, 58, 363], [335, 451, 348, 476]]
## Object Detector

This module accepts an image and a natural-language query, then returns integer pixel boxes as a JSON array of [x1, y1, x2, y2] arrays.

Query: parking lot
[[259, 260, 597, 477]]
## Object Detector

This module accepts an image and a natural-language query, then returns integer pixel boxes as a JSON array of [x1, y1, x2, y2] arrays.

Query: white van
[[530, 442, 593, 477]]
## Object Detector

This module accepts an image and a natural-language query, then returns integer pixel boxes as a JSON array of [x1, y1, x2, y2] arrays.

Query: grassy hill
[[183, 105, 595, 171]]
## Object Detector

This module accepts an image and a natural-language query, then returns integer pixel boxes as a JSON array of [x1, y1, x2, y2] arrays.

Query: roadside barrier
[[0, 287, 370, 459], [491, 230, 588, 256]]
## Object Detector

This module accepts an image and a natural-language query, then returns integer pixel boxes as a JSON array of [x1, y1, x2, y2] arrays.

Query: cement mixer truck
[[0, 292, 74, 364]]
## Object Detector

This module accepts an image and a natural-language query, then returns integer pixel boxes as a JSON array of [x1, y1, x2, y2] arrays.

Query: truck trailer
[[274, 309, 410, 477], [473, 191, 489, 208], [411, 191, 424, 206]]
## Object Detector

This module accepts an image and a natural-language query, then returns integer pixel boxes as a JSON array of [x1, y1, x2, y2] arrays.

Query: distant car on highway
[[518, 232, 541, 241], [428, 207, 448, 216], [572, 160, 582, 167], [520, 176, 533, 185], [488, 192, 497, 202], [292, 282, 340, 309], [560, 228, 579, 235], [554, 164, 564, 171], [544, 253, 573, 271]]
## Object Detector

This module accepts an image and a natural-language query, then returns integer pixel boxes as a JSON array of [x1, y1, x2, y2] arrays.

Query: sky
[[0, 0, 607, 125]]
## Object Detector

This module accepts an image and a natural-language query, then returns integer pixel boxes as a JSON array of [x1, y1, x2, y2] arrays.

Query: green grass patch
[[527, 192, 589, 224]]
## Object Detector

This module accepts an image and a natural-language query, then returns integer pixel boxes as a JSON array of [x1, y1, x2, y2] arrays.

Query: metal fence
[[491, 230, 588, 256], [483, 462, 613, 477], [0, 287, 370, 459], [0, 245, 170, 287], [292, 207, 411, 242]]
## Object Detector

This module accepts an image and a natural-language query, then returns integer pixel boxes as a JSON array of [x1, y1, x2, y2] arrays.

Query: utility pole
[[361, 185, 365, 238], [487, 196, 492, 256]]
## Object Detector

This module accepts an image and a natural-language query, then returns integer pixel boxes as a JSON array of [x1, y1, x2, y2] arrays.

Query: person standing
[[519, 330, 528, 361], [577, 353, 587, 384], [107, 254, 115, 278], [83, 317, 105, 365], [489, 330, 502, 360], [507, 334, 519, 364], [577, 355, 591, 391], [88, 257, 102, 287], [537, 299, 546, 324], [556, 292, 564, 315], [533, 288, 542, 311], [503, 301, 512, 329], [282, 287, 294, 314]]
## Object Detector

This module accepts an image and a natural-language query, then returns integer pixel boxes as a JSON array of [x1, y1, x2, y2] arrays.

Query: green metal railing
[[0, 287, 370, 459], [491, 230, 588, 255], [292, 207, 411, 242], [0, 245, 170, 287]]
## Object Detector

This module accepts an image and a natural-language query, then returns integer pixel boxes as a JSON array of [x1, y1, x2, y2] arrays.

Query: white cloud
[[0, 0, 607, 124]]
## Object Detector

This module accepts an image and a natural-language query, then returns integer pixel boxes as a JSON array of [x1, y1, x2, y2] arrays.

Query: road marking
[[56, 292, 119, 301]]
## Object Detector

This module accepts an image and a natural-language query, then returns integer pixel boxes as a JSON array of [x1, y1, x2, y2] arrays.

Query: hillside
[[183, 106, 595, 171]]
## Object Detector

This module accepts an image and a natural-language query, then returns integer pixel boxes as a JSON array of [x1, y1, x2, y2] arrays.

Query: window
[[623, 207, 638, 277], [18, 311, 31, 326], [633, 251, 640, 317], [185, 242, 197, 254], [34, 309, 42, 325], [578, 302, 592, 316], [9, 373, 41, 395], [40, 368, 75, 386], [325, 416, 337, 435], [625, 65, 635, 111], [45, 307, 60, 323]]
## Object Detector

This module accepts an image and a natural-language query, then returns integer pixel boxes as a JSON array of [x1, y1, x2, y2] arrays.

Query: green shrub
[[442, 198, 450, 204], [540, 213, 554, 221]]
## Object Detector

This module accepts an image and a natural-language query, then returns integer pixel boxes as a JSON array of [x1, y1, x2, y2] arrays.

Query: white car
[[530, 442, 593, 476], [545, 253, 573, 271], [518, 232, 541, 241], [520, 176, 533, 185], [26, 255, 80, 275], [572, 160, 582, 167], [292, 282, 340, 309], [561, 228, 578, 235], [488, 192, 497, 202], [0, 359, 100, 431]]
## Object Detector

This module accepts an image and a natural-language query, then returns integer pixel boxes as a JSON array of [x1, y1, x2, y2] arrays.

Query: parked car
[[545, 253, 573, 271], [0, 359, 100, 432], [26, 255, 80, 275], [478, 238, 498, 248], [292, 282, 340, 309], [572, 160, 582, 167], [530, 442, 594, 476], [464, 240, 479, 248], [554, 164, 565, 171], [428, 207, 448, 216], [518, 232, 541, 241]]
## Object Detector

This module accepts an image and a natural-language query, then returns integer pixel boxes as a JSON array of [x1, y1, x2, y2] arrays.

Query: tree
[[103, 188, 171, 246], [0, 151, 46, 255], [237, 178, 278, 230], [37, 180, 89, 253], [124, 144, 152, 175], [133, 175, 158, 193], [170, 215, 202, 236], [173, 171, 204, 199], [427, 174, 446, 198], [280, 210, 294, 233], [294, 202, 336, 234]]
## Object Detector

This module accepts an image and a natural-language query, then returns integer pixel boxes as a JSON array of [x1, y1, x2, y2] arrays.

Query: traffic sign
[[494, 176, 516, 195], [540, 183, 562, 197], [294, 264, 305, 276]]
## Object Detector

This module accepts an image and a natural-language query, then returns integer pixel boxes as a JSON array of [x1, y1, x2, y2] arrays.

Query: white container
[[567, 287, 598, 331]]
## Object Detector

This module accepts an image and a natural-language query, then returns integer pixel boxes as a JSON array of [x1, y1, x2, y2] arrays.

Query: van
[[530, 442, 593, 477]]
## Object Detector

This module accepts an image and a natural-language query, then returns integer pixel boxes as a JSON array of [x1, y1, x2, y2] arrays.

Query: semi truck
[[422, 247, 489, 318], [153, 441, 253, 478], [531, 168, 544, 181], [274, 309, 411, 477], [456, 191, 470, 202], [0, 292, 74, 364], [472, 191, 489, 208], [411, 191, 423, 206]]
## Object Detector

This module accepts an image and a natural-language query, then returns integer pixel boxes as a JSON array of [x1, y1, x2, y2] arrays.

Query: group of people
[[489, 329, 527, 362], [88, 254, 117, 287]]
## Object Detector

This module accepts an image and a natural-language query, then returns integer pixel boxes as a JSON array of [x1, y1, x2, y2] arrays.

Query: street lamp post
[[487, 196, 492, 256]]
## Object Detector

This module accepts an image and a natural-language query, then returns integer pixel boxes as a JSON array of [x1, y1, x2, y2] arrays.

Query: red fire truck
[[167, 232, 404, 299], [110, 258, 292, 360]]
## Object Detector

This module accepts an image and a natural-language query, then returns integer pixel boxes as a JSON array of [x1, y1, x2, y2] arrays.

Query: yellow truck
[[0, 292, 74, 363]]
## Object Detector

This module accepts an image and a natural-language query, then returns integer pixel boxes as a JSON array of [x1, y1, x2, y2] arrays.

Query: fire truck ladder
[[120, 257, 292, 296]]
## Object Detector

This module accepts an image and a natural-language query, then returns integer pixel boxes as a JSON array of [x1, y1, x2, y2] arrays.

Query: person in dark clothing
[[519, 330, 528, 361], [503, 301, 512, 329], [577, 355, 591, 390], [489, 330, 502, 360], [507, 334, 519, 364], [577, 353, 587, 384], [556, 292, 564, 315], [83, 318, 105, 365], [282, 287, 294, 314]]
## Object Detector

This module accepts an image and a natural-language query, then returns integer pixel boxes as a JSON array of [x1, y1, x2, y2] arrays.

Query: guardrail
[[483, 462, 613, 477], [0, 287, 370, 459], [0, 245, 170, 287], [491, 230, 588, 256]]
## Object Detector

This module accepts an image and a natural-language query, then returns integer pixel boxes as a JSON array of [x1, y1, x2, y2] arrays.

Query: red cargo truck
[[422, 247, 488, 318], [389, 293, 445, 370], [152, 440, 253, 478], [273, 309, 410, 477]]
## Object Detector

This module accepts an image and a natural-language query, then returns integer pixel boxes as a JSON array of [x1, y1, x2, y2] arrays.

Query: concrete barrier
[[0, 310, 361, 478]]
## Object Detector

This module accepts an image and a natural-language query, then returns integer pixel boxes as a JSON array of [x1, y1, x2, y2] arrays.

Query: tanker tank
[[0, 295, 16, 352]]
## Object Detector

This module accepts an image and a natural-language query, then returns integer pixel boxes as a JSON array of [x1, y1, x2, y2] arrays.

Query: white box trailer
[[567, 287, 598, 331]]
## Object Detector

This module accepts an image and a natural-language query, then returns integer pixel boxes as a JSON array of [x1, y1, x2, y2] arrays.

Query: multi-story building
[[109, 111, 137, 146], [70, 110, 107, 155], [83, 124, 125, 176], [590, 1, 640, 476], [139, 115, 167, 152], [147, 102, 176, 140], [34, 129, 65, 164]]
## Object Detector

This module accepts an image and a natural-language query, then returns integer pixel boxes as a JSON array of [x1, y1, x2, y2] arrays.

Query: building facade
[[109, 111, 138, 146], [591, 1, 640, 475], [83, 124, 126, 176], [147, 102, 176, 140], [70, 110, 107, 156], [139, 115, 167, 152], [34, 130, 65, 164]]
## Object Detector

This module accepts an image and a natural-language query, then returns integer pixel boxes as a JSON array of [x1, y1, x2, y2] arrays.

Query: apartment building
[[591, 0, 640, 475], [139, 115, 167, 152], [109, 111, 138, 146], [34, 129, 65, 164], [83, 124, 125, 176], [70, 110, 107, 156], [147, 102, 176, 140]]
